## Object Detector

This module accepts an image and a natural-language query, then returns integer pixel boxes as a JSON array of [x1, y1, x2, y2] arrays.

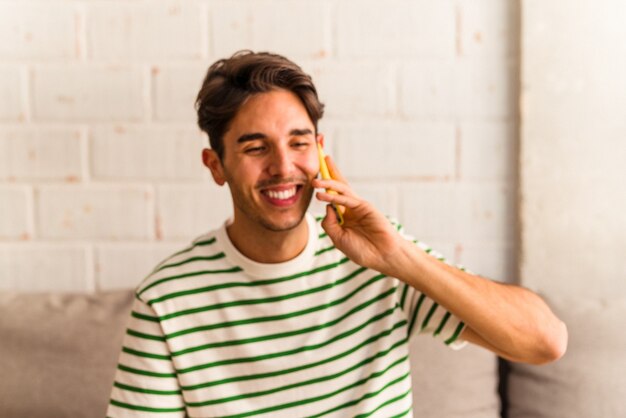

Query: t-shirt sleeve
[[389, 218, 469, 350], [106, 295, 186, 418]]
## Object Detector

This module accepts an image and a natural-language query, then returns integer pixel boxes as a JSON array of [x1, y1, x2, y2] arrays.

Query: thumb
[[321, 204, 343, 240]]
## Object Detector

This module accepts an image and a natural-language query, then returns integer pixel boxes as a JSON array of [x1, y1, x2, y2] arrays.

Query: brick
[[337, 0, 455, 58], [91, 125, 205, 180], [400, 57, 517, 119], [157, 184, 232, 240], [32, 65, 144, 122], [454, 57, 518, 119], [211, 0, 332, 59], [95, 242, 186, 290], [0, 67, 24, 121], [87, 1, 204, 60], [0, 2, 76, 60], [456, 0, 520, 57], [399, 183, 514, 243], [0, 244, 89, 292], [303, 62, 395, 118], [152, 64, 209, 123], [0, 127, 82, 181], [457, 241, 515, 283], [0, 187, 31, 240], [459, 121, 516, 182], [37, 185, 153, 239], [399, 60, 456, 119], [334, 122, 455, 180]]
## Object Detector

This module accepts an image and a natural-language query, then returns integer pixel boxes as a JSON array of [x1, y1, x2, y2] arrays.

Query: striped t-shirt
[[107, 214, 466, 418]]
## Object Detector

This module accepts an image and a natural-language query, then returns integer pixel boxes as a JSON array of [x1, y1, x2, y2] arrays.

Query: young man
[[107, 51, 567, 417]]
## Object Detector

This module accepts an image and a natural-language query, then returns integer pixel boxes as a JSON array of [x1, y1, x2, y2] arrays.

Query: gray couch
[[0, 290, 623, 417]]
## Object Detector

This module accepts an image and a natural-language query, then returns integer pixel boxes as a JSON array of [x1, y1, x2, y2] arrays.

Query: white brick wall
[[0, 127, 82, 180], [86, 1, 206, 61], [151, 65, 209, 123], [37, 185, 153, 240], [0, 67, 25, 121], [32, 65, 145, 122], [211, 0, 332, 60], [90, 125, 206, 180], [336, 0, 456, 59], [334, 122, 456, 180], [0, 186, 32, 240], [0, 0, 520, 291], [0, 2, 76, 60]]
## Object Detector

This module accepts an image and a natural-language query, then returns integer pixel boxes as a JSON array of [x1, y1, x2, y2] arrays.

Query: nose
[[267, 145, 294, 177]]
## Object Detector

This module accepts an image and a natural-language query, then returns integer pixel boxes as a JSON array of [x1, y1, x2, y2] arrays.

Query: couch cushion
[[0, 289, 134, 418], [409, 334, 501, 417], [508, 296, 626, 418]]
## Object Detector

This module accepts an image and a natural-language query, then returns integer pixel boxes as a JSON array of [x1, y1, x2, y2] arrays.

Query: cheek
[[300, 152, 320, 177]]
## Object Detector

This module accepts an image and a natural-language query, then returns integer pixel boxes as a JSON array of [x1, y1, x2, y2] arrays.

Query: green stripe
[[148, 237, 216, 273], [131, 311, 159, 322], [187, 337, 408, 407], [113, 381, 181, 396], [140, 266, 243, 299], [126, 328, 166, 342], [216, 357, 409, 418], [154, 258, 354, 319], [445, 321, 466, 345], [147, 257, 351, 307], [165, 268, 376, 340], [178, 309, 406, 376], [307, 371, 411, 418], [180, 313, 406, 387], [421, 302, 439, 330], [110, 398, 185, 413], [407, 293, 426, 335], [354, 387, 412, 418], [434, 311, 451, 336], [314, 245, 335, 256], [172, 286, 396, 358], [389, 406, 413, 418], [318, 232, 328, 239], [122, 346, 171, 361], [399, 283, 409, 310], [117, 363, 176, 378], [154, 252, 226, 273]]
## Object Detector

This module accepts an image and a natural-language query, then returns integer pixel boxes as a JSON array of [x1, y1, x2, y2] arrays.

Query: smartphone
[[317, 142, 344, 225]]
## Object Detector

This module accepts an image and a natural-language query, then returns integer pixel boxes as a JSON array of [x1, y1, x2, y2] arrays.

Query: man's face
[[204, 89, 321, 233]]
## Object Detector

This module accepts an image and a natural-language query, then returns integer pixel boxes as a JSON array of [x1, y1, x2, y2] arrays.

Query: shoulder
[[135, 229, 234, 301]]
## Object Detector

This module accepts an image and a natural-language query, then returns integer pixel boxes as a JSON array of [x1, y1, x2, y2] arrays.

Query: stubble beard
[[230, 182, 314, 233]]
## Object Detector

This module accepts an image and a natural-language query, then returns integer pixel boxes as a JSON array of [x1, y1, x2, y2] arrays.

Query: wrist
[[380, 238, 424, 283]]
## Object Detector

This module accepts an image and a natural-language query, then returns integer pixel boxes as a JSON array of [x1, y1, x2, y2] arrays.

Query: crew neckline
[[215, 213, 319, 279]]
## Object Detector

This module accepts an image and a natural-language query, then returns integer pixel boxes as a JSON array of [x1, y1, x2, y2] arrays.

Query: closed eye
[[244, 145, 266, 154]]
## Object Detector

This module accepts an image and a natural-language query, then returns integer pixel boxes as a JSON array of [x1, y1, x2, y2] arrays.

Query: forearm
[[391, 240, 568, 364]]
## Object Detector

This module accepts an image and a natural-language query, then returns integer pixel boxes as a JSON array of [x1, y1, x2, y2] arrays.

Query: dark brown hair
[[195, 50, 325, 159]]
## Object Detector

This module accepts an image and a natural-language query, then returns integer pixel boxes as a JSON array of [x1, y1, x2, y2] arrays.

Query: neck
[[226, 216, 310, 264]]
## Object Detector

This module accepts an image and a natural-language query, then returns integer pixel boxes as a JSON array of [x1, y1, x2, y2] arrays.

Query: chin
[[259, 212, 306, 232]]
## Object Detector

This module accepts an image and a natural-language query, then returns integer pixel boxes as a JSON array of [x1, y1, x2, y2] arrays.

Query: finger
[[316, 189, 362, 209], [312, 178, 358, 198], [325, 155, 348, 184]]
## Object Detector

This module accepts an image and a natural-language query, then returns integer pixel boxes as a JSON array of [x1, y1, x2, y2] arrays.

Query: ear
[[316, 132, 325, 148], [202, 148, 226, 186]]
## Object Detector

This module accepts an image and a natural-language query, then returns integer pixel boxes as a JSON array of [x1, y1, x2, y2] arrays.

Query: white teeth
[[266, 187, 296, 200]]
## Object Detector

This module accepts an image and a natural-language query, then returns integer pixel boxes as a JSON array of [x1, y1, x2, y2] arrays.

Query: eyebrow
[[236, 128, 314, 144]]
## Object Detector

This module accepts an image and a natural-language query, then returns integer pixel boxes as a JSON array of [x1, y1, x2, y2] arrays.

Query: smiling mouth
[[260, 184, 304, 205], [265, 187, 297, 200]]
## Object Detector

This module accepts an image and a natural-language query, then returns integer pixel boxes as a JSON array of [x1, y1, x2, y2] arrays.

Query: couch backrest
[[0, 290, 134, 418]]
